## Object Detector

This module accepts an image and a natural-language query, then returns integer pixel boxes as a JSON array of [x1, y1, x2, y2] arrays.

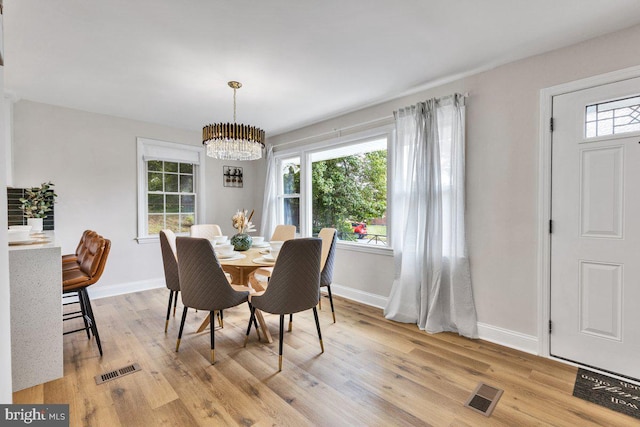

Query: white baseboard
[[324, 283, 388, 309], [477, 322, 539, 355], [88, 278, 165, 300]]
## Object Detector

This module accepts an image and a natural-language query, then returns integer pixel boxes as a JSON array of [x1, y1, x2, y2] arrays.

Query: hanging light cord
[[233, 86, 237, 123]]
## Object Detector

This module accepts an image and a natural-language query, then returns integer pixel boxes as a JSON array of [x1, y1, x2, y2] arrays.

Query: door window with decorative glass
[[147, 160, 196, 234]]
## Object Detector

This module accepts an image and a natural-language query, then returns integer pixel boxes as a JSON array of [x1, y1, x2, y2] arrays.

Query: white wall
[[269, 24, 640, 344], [11, 100, 263, 297], [0, 55, 15, 403]]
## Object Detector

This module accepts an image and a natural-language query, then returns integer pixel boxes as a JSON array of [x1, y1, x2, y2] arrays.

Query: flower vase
[[27, 218, 43, 232], [230, 233, 252, 251]]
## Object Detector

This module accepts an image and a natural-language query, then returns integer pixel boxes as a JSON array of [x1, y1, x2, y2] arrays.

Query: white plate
[[215, 251, 238, 259], [259, 249, 271, 255], [262, 253, 275, 261], [216, 252, 246, 261], [252, 257, 276, 265], [252, 242, 271, 248]]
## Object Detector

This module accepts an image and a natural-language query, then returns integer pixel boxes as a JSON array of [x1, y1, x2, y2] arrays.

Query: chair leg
[[319, 297, 322, 310], [288, 313, 293, 332], [218, 310, 224, 328], [77, 290, 91, 339], [278, 314, 285, 371], [312, 307, 324, 353], [210, 310, 216, 364], [165, 290, 174, 333], [176, 307, 188, 352], [244, 306, 256, 347], [326, 285, 336, 323], [81, 289, 103, 356], [173, 291, 179, 317]]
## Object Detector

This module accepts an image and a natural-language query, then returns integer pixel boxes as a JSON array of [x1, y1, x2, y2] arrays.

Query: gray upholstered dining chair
[[318, 227, 338, 322], [175, 237, 251, 364], [190, 224, 223, 239], [270, 224, 296, 241], [287, 228, 338, 332], [250, 224, 297, 289], [160, 230, 180, 333], [245, 238, 323, 371]]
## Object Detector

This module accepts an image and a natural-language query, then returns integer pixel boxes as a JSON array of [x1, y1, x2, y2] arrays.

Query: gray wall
[[11, 100, 264, 295], [268, 24, 640, 338]]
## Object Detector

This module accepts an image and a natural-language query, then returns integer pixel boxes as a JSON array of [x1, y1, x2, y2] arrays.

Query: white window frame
[[275, 155, 302, 236], [273, 125, 394, 255], [136, 137, 206, 243]]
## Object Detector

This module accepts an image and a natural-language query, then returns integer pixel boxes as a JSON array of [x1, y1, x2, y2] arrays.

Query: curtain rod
[[271, 92, 469, 149]]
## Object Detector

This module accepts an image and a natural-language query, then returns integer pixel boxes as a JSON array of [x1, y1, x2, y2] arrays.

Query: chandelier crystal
[[203, 81, 265, 161]]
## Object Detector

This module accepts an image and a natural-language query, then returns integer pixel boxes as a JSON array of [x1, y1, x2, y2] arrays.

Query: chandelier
[[203, 81, 265, 161]]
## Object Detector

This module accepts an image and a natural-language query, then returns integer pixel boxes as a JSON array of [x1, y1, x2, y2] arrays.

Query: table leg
[[196, 313, 211, 333], [254, 310, 273, 343]]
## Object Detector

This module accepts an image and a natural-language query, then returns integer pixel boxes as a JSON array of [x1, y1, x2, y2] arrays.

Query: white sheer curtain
[[384, 94, 478, 338], [260, 145, 278, 239]]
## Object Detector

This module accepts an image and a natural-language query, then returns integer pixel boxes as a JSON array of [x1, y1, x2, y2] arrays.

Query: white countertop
[[8, 231, 60, 251]]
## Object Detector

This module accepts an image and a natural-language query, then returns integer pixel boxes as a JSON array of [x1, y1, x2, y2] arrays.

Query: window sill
[[136, 236, 159, 244], [336, 241, 394, 256]]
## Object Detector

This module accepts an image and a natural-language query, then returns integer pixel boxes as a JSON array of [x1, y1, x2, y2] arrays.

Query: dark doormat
[[573, 368, 640, 420]]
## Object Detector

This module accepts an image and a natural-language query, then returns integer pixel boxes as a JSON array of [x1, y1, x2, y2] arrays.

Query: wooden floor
[[14, 288, 637, 426]]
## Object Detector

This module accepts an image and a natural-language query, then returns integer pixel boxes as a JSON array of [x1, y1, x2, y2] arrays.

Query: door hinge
[[549, 320, 553, 334], [549, 219, 553, 234], [550, 117, 554, 132]]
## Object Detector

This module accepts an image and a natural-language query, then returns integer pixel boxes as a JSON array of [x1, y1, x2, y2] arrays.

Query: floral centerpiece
[[230, 209, 255, 251]]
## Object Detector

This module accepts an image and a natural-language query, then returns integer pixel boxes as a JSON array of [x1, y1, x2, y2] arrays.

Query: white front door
[[551, 76, 640, 379]]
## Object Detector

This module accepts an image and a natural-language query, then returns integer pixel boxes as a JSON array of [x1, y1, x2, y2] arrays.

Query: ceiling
[[5, 1, 640, 137]]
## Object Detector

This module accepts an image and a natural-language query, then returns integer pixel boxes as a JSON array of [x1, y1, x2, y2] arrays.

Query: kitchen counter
[[9, 231, 63, 391]]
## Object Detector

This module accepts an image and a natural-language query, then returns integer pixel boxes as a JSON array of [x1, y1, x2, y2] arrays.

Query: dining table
[[196, 245, 276, 343]]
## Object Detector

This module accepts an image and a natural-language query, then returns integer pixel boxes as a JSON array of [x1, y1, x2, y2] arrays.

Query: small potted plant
[[19, 182, 57, 232]]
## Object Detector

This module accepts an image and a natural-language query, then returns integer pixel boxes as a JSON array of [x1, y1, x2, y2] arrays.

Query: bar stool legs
[[63, 287, 103, 356]]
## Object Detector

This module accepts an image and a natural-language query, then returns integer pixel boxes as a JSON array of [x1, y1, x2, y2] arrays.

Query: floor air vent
[[464, 382, 503, 416], [95, 363, 142, 385]]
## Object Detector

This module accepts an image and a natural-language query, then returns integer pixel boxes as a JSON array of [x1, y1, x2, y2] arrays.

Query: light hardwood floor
[[14, 288, 637, 426]]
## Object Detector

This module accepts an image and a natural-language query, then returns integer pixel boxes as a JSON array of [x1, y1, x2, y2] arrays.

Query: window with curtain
[[136, 138, 205, 242], [384, 94, 478, 338], [268, 128, 392, 251], [277, 156, 301, 233]]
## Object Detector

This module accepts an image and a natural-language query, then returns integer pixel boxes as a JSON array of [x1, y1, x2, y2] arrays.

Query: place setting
[[253, 246, 282, 265], [251, 236, 270, 248], [214, 243, 246, 261]]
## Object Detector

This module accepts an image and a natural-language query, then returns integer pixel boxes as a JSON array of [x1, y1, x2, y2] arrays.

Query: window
[[273, 127, 391, 252], [586, 95, 640, 138], [310, 138, 387, 245], [147, 160, 195, 234], [277, 156, 301, 232], [136, 138, 205, 242]]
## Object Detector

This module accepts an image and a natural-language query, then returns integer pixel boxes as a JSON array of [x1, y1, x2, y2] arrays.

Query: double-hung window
[[136, 138, 206, 242], [273, 126, 392, 252]]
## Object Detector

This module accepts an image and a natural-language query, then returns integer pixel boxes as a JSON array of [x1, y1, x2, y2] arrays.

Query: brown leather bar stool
[[62, 232, 111, 356]]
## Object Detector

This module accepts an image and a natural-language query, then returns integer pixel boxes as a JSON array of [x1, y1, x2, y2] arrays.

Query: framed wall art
[[223, 166, 243, 188]]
